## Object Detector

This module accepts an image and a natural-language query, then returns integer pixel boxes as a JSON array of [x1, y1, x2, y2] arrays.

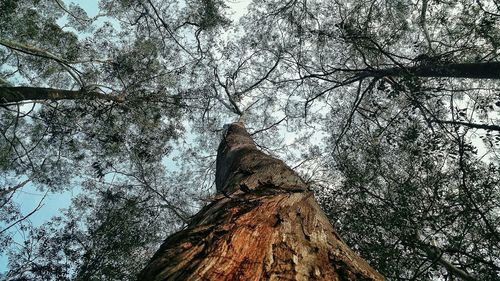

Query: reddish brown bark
[[138, 122, 384, 281]]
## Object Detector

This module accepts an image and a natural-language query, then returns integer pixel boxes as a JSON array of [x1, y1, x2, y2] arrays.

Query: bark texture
[[0, 87, 123, 104], [138, 122, 384, 281]]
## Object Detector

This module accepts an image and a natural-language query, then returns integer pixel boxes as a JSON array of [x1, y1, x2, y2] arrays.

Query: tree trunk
[[138, 122, 384, 281], [0, 87, 123, 104]]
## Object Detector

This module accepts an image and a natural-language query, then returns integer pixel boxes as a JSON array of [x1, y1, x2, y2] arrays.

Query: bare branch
[[250, 116, 287, 136], [234, 53, 281, 96], [0, 192, 47, 235], [431, 119, 500, 132], [0, 178, 31, 198], [0, 86, 125, 104], [213, 68, 242, 115]]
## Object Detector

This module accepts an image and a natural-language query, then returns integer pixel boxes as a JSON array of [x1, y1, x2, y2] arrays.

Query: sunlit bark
[[138, 122, 384, 281]]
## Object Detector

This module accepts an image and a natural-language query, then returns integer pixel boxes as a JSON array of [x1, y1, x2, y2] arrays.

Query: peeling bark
[[138, 122, 384, 281]]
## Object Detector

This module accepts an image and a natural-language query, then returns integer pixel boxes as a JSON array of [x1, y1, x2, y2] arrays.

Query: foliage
[[1, 0, 500, 280]]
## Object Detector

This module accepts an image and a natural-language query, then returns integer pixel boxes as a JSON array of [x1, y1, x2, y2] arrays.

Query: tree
[[1, 0, 233, 279], [138, 121, 384, 280], [229, 0, 500, 279], [2, 0, 500, 280], [0, 1, 195, 278]]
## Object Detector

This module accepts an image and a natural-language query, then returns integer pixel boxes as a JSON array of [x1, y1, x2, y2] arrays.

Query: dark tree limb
[[250, 116, 287, 136], [0, 192, 47, 235], [431, 119, 500, 132], [364, 62, 500, 80], [234, 52, 281, 97], [213, 67, 243, 115], [0, 87, 124, 104]]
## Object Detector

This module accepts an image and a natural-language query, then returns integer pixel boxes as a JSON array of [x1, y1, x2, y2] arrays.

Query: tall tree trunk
[[138, 122, 384, 281], [0, 87, 123, 104]]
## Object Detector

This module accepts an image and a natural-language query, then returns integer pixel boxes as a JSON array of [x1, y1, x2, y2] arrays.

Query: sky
[[0, 0, 252, 274]]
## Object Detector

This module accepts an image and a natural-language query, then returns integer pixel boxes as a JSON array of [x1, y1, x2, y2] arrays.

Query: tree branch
[[0, 38, 84, 84], [0, 178, 31, 198], [415, 237, 478, 281], [0, 192, 47, 235], [364, 62, 500, 80], [419, 0, 434, 52], [234, 53, 281, 96], [431, 119, 500, 132], [0, 86, 124, 104]]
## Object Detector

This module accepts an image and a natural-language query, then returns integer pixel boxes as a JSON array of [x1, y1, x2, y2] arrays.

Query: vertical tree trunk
[[138, 122, 384, 281]]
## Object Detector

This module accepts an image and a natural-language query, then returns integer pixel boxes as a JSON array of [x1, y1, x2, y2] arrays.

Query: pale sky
[[0, 0, 253, 274]]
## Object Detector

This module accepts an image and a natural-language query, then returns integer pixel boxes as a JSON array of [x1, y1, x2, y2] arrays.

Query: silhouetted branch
[[0, 87, 124, 104], [431, 119, 500, 132], [0, 192, 47, 235]]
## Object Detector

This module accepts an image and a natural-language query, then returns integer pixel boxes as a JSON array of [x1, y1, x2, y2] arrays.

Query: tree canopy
[[1, 0, 499, 280]]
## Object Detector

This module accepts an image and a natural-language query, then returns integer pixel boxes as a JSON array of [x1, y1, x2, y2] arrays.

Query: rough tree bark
[[138, 122, 384, 281]]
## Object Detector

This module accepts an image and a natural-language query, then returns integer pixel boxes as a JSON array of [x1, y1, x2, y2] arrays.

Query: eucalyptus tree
[[0, 0, 226, 279], [203, 0, 500, 280], [2, 0, 500, 280], [138, 121, 384, 280], [320, 102, 500, 280]]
